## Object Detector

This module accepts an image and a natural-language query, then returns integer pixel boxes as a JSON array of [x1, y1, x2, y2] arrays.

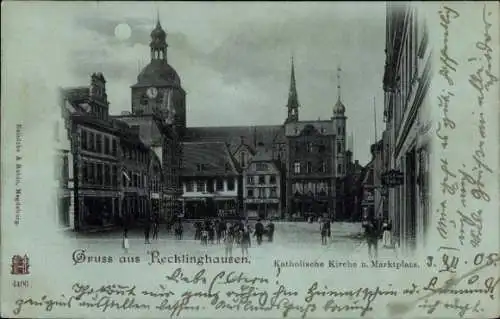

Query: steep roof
[[251, 147, 273, 162], [181, 141, 239, 177], [185, 125, 286, 154], [284, 120, 335, 137]]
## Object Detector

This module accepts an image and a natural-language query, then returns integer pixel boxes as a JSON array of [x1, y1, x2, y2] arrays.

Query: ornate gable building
[[283, 63, 349, 220]]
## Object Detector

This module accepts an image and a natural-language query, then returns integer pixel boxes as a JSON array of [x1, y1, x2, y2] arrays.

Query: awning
[[183, 197, 207, 202]]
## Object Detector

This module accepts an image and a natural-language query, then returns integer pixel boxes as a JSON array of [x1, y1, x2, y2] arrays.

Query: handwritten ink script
[[436, 3, 497, 253], [12, 252, 500, 318], [430, 4, 498, 318]]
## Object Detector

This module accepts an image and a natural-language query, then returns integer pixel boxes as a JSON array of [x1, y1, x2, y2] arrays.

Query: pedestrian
[[382, 218, 392, 248], [320, 221, 328, 245], [267, 220, 275, 242], [208, 221, 215, 244], [254, 219, 264, 245], [201, 227, 209, 246], [194, 221, 201, 240], [363, 217, 379, 259], [144, 220, 151, 244], [152, 213, 160, 240], [240, 226, 251, 258], [175, 220, 183, 240], [223, 227, 234, 257], [122, 227, 129, 253], [216, 219, 226, 244]]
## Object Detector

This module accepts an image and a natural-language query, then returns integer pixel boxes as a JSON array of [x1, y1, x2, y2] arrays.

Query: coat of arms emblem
[[11, 254, 30, 275]]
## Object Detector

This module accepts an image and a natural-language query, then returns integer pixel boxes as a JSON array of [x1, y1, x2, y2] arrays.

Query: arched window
[[140, 94, 148, 106]]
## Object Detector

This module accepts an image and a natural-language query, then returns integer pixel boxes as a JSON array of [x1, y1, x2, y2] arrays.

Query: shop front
[[290, 192, 329, 219], [78, 190, 120, 228], [215, 197, 239, 218], [182, 196, 216, 219], [245, 198, 280, 219]]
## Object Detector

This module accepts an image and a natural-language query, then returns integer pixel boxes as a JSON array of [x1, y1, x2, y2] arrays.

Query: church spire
[[286, 56, 300, 123]]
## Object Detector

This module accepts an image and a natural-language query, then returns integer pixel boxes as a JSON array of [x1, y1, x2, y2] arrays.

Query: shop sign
[[381, 169, 404, 187]]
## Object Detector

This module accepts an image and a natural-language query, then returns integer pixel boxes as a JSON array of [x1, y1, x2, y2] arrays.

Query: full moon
[[114, 23, 132, 40]]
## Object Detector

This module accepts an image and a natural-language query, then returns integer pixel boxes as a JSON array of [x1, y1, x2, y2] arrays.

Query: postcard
[[1, 1, 499, 318]]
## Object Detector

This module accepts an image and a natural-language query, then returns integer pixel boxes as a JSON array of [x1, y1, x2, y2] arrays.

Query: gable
[[233, 144, 253, 169], [182, 142, 239, 177]]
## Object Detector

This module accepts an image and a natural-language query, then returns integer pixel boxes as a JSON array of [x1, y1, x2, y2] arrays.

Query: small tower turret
[[332, 65, 347, 177], [150, 11, 168, 61]]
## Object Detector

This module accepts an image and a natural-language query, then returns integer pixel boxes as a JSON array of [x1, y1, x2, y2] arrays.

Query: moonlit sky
[[4, 2, 387, 165]]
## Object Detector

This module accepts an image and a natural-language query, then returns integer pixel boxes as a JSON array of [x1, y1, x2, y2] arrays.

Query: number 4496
[[12, 280, 30, 288]]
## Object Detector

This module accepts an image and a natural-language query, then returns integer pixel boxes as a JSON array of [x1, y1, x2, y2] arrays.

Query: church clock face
[[146, 87, 158, 99]]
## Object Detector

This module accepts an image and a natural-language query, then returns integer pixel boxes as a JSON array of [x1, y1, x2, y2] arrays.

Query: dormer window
[[256, 163, 268, 171], [240, 152, 247, 168], [196, 164, 205, 172]]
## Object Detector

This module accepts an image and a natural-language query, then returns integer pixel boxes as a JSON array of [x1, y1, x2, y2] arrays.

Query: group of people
[[362, 217, 393, 259], [122, 216, 276, 257], [195, 219, 275, 257]]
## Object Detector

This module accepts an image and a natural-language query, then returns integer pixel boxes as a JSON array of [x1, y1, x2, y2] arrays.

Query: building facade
[[362, 139, 385, 221], [337, 150, 364, 221], [118, 123, 151, 223], [62, 73, 122, 230], [62, 73, 164, 230], [383, 3, 431, 252], [180, 142, 241, 219], [243, 145, 282, 219], [149, 150, 164, 219], [284, 62, 349, 220], [54, 96, 74, 230]]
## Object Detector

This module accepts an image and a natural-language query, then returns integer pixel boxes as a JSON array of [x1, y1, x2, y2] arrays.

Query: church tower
[[131, 14, 187, 137], [332, 66, 347, 177], [285, 57, 300, 123]]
